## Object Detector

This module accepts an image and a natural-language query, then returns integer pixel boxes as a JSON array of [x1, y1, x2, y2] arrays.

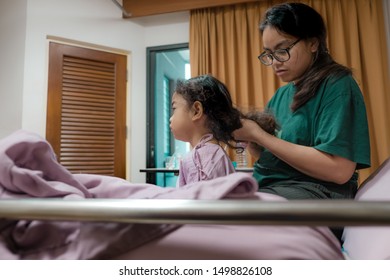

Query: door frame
[[146, 43, 189, 184], [46, 39, 128, 179]]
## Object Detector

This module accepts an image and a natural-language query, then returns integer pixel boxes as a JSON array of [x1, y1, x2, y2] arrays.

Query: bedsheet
[[342, 158, 390, 259], [0, 130, 344, 259]]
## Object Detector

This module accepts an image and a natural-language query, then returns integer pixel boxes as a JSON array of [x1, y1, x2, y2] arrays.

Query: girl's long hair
[[174, 74, 242, 147]]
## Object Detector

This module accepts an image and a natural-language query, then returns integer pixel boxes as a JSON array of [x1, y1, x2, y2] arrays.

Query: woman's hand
[[234, 118, 268, 162], [233, 118, 266, 143]]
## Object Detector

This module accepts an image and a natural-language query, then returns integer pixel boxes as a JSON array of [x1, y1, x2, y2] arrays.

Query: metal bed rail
[[0, 199, 390, 226]]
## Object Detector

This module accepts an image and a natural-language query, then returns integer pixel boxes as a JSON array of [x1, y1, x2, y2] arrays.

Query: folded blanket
[[0, 130, 258, 259]]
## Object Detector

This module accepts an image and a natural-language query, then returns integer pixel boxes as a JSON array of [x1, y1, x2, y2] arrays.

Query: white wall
[[0, 0, 27, 137], [2, 0, 189, 183]]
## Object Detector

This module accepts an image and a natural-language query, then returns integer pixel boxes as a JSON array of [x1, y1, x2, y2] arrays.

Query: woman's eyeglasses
[[258, 39, 301, 66]]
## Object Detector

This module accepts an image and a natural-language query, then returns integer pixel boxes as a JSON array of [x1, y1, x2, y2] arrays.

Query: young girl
[[170, 74, 242, 187]]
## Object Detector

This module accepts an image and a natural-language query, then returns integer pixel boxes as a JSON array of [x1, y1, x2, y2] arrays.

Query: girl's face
[[170, 93, 193, 142], [262, 26, 318, 83]]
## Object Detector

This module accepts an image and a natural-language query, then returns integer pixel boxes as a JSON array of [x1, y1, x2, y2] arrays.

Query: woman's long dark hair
[[174, 74, 242, 147], [260, 2, 351, 111]]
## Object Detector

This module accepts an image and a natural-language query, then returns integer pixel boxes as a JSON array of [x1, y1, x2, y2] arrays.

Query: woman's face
[[262, 26, 318, 83], [169, 93, 193, 142]]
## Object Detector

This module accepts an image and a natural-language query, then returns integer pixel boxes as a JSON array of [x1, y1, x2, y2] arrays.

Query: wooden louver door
[[46, 42, 127, 178]]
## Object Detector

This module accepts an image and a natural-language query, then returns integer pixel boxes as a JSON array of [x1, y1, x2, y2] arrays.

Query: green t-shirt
[[253, 74, 371, 188]]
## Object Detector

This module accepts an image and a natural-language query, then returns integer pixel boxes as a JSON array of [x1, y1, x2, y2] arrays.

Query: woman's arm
[[233, 119, 356, 184]]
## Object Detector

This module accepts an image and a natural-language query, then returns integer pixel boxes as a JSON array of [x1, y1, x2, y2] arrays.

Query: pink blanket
[[0, 130, 344, 260], [0, 130, 258, 259]]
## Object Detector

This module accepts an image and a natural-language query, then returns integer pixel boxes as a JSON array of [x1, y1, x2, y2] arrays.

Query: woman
[[233, 3, 371, 200]]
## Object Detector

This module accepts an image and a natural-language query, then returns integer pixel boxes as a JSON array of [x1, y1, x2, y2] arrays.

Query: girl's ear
[[191, 101, 204, 121]]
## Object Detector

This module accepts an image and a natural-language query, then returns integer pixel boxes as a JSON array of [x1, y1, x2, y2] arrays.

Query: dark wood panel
[[46, 42, 127, 178], [122, 0, 261, 18]]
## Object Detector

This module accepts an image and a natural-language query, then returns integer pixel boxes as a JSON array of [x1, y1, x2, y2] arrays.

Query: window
[[146, 43, 189, 186], [163, 76, 172, 158]]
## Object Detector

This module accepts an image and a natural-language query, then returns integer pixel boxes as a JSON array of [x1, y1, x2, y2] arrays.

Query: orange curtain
[[189, 0, 390, 183]]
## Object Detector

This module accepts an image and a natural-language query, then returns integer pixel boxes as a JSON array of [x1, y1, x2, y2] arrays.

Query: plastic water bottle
[[235, 142, 247, 168], [172, 147, 182, 169], [174, 152, 182, 169]]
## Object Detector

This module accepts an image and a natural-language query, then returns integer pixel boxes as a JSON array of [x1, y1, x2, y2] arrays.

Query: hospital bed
[[0, 130, 389, 260]]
